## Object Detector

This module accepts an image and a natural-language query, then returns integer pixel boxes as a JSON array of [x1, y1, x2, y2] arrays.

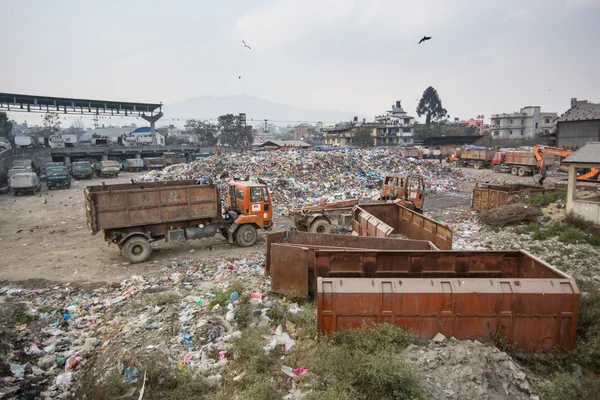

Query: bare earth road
[[0, 172, 292, 283]]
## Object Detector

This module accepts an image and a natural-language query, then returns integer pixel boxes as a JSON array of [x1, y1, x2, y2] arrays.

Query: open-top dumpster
[[471, 183, 554, 212], [266, 230, 438, 297], [316, 250, 579, 351], [352, 202, 453, 250]]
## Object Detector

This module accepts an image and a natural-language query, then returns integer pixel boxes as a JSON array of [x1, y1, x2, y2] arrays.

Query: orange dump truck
[[85, 180, 273, 263]]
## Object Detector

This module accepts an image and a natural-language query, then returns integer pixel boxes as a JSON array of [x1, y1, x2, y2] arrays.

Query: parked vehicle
[[420, 147, 441, 159], [397, 147, 423, 159], [143, 157, 166, 170], [46, 166, 71, 189], [125, 159, 144, 172], [63, 134, 77, 148], [91, 138, 109, 146], [162, 152, 186, 166], [0, 137, 11, 151], [14, 136, 35, 149], [13, 159, 33, 169], [49, 135, 65, 148], [43, 162, 65, 177], [71, 161, 93, 179], [7, 166, 33, 186], [10, 172, 41, 195], [291, 174, 427, 234], [449, 147, 495, 169], [85, 180, 273, 263], [380, 174, 425, 211], [94, 161, 120, 178]]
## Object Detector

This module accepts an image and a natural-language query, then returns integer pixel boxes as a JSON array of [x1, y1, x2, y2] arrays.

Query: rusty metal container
[[505, 151, 537, 166], [352, 203, 453, 250], [471, 183, 554, 212], [85, 180, 220, 234], [316, 250, 579, 351], [461, 149, 495, 161], [266, 230, 438, 297]]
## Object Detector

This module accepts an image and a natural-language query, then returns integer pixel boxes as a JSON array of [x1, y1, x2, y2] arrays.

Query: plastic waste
[[229, 291, 239, 302], [123, 366, 139, 384], [65, 355, 81, 371], [55, 372, 72, 387], [10, 363, 25, 378]]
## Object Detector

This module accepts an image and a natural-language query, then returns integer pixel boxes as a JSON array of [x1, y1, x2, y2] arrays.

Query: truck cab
[[72, 161, 93, 179], [46, 166, 71, 189], [227, 181, 273, 231], [381, 173, 425, 212]]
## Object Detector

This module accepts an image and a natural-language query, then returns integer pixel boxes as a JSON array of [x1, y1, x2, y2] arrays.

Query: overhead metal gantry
[[0, 92, 162, 117]]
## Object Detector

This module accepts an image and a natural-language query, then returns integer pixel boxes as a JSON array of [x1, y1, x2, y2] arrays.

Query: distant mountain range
[[165, 94, 363, 125]]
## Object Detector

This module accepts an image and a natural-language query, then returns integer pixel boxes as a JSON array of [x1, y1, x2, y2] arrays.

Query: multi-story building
[[322, 100, 415, 147], [490, 106, 556, 139], [373, 100, 415, 146], [457, 116, 485, 135]]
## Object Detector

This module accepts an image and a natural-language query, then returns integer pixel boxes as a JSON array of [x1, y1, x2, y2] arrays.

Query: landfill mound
[[140, 149, 461, 209], [403, 337, 541, 400]]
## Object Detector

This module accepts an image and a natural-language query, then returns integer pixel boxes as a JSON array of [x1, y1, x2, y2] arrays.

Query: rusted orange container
[[471, 183, 553, 212], [316, 250, 579, 351], [352, 203, 453, 250], [266, 230, 438, 297]]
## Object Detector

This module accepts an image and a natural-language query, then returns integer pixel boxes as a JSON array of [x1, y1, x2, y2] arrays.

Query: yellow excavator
[[533, 145, 599, 184]]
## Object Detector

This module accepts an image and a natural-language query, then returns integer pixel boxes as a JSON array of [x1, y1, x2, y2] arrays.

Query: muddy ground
[[0, 172, 292, 283], [0, 165, 565, 284]]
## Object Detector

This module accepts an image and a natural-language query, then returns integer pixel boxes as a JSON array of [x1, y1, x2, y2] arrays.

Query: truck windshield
[[47, 167, 68, 176], [103, 162, 119, 167], [250, 187, 263, 202], [74, 162, 90, 168]]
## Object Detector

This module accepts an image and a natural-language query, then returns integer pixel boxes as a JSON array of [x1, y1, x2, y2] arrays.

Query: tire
[[310, 219, 332, 234], [518, 167, 526, 176], [122, 236, 152, 264], [474, 161, 482, 169], [492, 165, 500, 173], [511, 167, 519, 175], [13, 191, 18, 196], [235, 224, 257, 247], [451, 161, 459, 168]]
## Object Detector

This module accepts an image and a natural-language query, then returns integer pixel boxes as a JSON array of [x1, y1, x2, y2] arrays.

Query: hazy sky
[[2, 0, 600, 126]]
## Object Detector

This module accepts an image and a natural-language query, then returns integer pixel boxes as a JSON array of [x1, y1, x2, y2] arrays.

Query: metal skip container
[[316, 250, 579, 351]]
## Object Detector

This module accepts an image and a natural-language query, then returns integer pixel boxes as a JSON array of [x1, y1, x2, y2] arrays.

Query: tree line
[[184, 114, 253, 147]]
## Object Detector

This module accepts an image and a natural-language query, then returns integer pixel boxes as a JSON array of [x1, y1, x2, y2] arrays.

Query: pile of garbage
[[0, 254, 268, 399], [140, 149, 462, 209], [402, 334, 542, 400]]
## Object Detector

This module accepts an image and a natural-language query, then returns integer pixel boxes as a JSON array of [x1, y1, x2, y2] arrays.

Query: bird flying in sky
[[418, 36, 432, 44], [242, 40, 251, 50]]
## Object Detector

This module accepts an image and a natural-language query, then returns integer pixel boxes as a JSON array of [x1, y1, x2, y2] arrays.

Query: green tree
[[0, 112, 13, 141], [185, 119, 218, 146], [441, 126, 467, 136], [218, 114, 253, 147], [416, 86, 447, 126], [413, 123, 442, 140], [353, 127, 373, 147]]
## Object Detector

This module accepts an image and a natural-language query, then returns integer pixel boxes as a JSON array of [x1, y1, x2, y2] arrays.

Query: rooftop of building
[[557, 102, 600, 123], [563, 142, 600, 164]]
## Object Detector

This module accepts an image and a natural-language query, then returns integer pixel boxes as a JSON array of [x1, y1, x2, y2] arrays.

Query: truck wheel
[[235, 225, 257, 247], [492, 165, 500, 173], [518, 167, 526, 176], [511, 167, 519, 175], [474, 161, 482, 169], [451, 161, 459, 168], [122, 237, 152, 263], [310, 219, 331, 234]]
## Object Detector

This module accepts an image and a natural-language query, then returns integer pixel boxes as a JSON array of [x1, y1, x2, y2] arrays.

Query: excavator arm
[[533, 145, 575, 185]]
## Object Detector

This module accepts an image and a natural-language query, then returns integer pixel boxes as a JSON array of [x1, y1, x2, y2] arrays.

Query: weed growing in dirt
[[150, 292, 180, 306], [310, 324, 423, 399], [541, 372, 600, 400], [518, 220, 600, 247], [209, 283, 245, 308], [527, 188, 567, 208]]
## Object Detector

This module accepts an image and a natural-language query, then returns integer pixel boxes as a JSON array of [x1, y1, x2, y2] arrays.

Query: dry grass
[[479, 203, 540, 226]]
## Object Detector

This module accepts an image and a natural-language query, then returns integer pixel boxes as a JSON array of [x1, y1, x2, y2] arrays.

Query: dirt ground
[[0, 164, 564, 284], [0, 172, 293, 283]]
